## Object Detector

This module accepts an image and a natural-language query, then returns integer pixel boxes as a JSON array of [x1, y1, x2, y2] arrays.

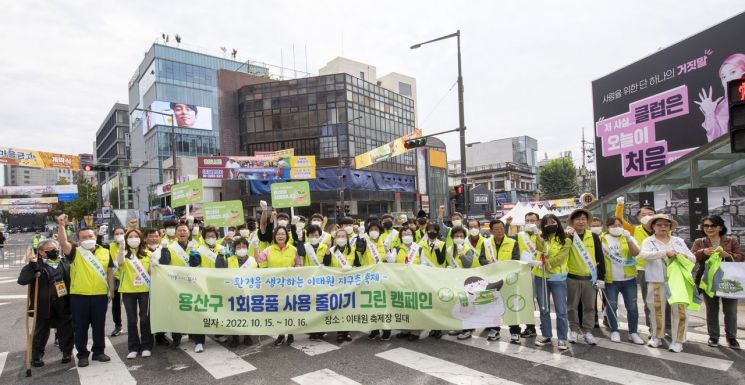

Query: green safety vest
[[634, 225, 651, 269], [70, 246, 111, 296], [261, 244, 297, 268], [567, 231, 597, 277], [118, 249, 151, 293]]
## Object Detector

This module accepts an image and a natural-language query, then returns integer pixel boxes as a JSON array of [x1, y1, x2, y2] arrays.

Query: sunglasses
[[702, 224, 720, 228]]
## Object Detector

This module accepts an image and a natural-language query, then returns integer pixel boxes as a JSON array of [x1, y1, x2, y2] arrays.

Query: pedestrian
[[162, 219, 178, 245], [379, 214, 401, 251], [215, 237, 257, 347], [31, 231, 46, 256], [144, 228, 170, 347], [691, 215, 743, 349], [107, 227, 126, 337], [388, 227, 423, 341], [297, 224, 331, 341], [419, 222, 447, 268], [57, 214, 114, 367], [638, 214, 696, 353], [415, 215, 428, 243], [308, 213, 332, 246], [565, 209, 605, 346], [446, 226, 479, 340], [18, 241, 74, 367], [437, 205, 464, 249], [115, 229, 153, 359], [602, 217, 645, 345], [510, 212, 542, 343], [531, 214, 571, 350], [326, 228, 360, 343], [353, 221, 392, 341]]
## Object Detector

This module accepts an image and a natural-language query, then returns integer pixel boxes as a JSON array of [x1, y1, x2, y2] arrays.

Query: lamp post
[[133, 108, 178, 183], [337, 115, 363, 221], [411, 30, 468, 216]]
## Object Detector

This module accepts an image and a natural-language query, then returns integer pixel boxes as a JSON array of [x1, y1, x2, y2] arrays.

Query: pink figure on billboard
[[695, 53, 745, 142]]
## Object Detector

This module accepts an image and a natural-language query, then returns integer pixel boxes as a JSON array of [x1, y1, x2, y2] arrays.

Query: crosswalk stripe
[[0, 352, 7, 379], [289, 334, 341, 356], [447, 336, 694, 385], [0, 295, 25, 300], [377, 347, 522, 385], [0, 279, 17, 284], [76, 337, 136, 385], [178, 340, 256, 379], [694, 325, 745, 338], [292, 368, 362, 385]]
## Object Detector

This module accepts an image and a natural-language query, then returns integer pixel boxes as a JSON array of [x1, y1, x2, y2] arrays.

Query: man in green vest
[[510, 212, 541, 343], [482, 219, 519, 341], [57, 214, 115, 367], [31, 231, 46, 255]]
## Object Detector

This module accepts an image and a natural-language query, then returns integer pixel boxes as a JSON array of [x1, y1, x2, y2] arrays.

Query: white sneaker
[[629, 333, 644, 345], [535, 337, 552, 346], [648, 336, 661, 348], [557, 340, 568, 350], [584, 332, 597, 345], [126, 351, 137, 359], [610, 331, 621, 343], [141, 350, 151, 358], [669, 342, 683, 353], [568, 331, 578, 343], [194, 343, 204, 353]]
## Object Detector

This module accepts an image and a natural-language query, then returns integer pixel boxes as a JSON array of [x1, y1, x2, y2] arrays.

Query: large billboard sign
[[592, 12, 745, 197], [144, 101, 213, 134], [198, 155, 316, 180], [0, 146, 80, 170], [355, 129, 422, 169]]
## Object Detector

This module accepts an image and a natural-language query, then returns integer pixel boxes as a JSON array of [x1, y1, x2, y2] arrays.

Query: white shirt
[[639, 236, 695, 283], [604, 235, 631, 282]]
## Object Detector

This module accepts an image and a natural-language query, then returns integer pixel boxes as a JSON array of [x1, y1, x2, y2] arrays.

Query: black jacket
[[18, 259, 71, 319]]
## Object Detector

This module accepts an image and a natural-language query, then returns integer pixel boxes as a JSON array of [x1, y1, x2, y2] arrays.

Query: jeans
[[703, 294, 738, 340], [605, 278, 639, 334], [70, 294, 108, 359], [122, 292, 153, 352], [534, 276, 568, 341]]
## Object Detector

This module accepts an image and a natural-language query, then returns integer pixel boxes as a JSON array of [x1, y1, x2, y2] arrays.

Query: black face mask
[[246, 222, 257, 231], [427, 231, 438, 239], [543, 225, 558, 235], [45, 249, 59, 260], [417, 219, 427, 226], [383, 221, 393, 229]]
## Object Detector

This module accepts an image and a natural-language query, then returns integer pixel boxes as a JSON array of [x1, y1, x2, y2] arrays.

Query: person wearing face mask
[[437, 205, 465, 250], [104, 227, 126, 338], [337, 216, 356, 242], [445, 227, 479, 340], [353, 222, 392, 341], [256, 226, 302, 346], [415, 216, 428, 243], [297, 224, 330, 268], [18, 240, 74, 367], [601, 217, 644, 345], [115, 229, 153, 359], [418, 223, 447, 269], [215, 238, 257, 347], [195, 227, 226, 268], [56, 214, 115, 367], [289, 215, 308, 246], [217, 226, 238, 251], [388, 227, 424, 341], [590, 218, 604, 236], [564, 209, 606, 346], [464, 219, 485, 259], [142, 228, 171, 347], [325, 228, 361, 343], [505, 212, 542, 343], [379, 214, 401, 252], [162, 219, 179, 245], [309, 213, 332, 246]]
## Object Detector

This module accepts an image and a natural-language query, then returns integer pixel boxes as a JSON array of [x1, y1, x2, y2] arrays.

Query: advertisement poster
[[198, 155, 316, 181], [150, 262, 535, 335], [270, 181, 311, 209], [355, 129, 422, 169], [144, 101, 213, 134], [0, 146, 80, 170], [592, 12, 745, 197], [0, 197, 58, 205], [171, 179, 204, 207], [204, 200, 245, 227], [0, 184, 78, 196]]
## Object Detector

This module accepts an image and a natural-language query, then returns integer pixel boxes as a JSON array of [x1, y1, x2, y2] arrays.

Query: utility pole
[[579, 127, 595, 194]]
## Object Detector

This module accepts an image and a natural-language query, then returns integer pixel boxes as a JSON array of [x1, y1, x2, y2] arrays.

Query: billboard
[[198, 155, 316, 181], [0, 146, 80, 170], [0, 184, 78, 196], [144, 101, 213, 134], [0, 197, 58, 205], [592, 12, 745, 197], [355, 129, 422, 169]]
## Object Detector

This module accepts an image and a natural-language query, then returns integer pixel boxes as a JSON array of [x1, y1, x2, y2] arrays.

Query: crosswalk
[[76, 337, 136, 385], [292, 368, 362, 385]]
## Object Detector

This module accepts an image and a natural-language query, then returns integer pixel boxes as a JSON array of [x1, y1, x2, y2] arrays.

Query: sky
[[1, 0, 743, 172]]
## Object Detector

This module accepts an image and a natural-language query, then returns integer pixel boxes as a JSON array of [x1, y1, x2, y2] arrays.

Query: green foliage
[[53, 176, 98, 222], [539, 158, 578, 200]]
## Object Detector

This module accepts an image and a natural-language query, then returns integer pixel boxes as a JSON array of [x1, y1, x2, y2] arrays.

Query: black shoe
[[286, 334, 294, 345], [520, 329, 537, 338], [32, 359, 44, 367], [396, 332, 411, 339], [344, 333, 353, 342], [172, 337, 182, 348], [381, 330, 391, 341], [728, 338, 741, 350], [337, 335, 345, 343], [429, 330, 443, 339], [61, 354, 72, 364], [407, 334, 420, 341], [309, 333, 322, 341], [92, 353, 110, 362], [244, 336, 254, 346], [110, 326, 122, 337], [155, 334, 170, 346], [77, 357, 89, 367], [368, 330, 380, 340], [708, 338, 719, 347], [274, 335, 285, 346], [228, 338, 239, 348]]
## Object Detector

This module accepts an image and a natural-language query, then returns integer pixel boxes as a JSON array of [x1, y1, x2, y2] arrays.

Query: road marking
[[179, 340, 256, 379], [0, 352, 7, 379], [694, 325, 745, 338], [0, 295, 26, 300], [0, 279, 18, 284], [289, 334, 341, 356], [76, 337, 136, 385], [292, 368, 361, 385], [377, 347, 521, 385], [447, 336, 693, 385]]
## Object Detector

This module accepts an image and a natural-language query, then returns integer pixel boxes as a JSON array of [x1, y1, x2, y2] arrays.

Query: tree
[[54, 175, 98, 223], [539, 158, 578, 200], [109, 186, 120, 210]]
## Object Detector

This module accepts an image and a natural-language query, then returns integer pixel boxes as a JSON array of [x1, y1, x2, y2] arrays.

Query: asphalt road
[[0, 232, 743, 385]]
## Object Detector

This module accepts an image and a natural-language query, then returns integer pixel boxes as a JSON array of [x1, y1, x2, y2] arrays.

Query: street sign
[[270, 181, 311, 208], [171, 179, 203, 207]]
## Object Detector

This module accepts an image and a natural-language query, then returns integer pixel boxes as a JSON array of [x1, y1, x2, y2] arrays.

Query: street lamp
[[337, 115, 363, 221], [411, 30, 469, 216], [133, 108, 178, 183]]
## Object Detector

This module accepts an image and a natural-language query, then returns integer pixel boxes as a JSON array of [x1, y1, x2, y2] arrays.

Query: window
[[360, 71, 365, 81], [399, 82, 412, 97]]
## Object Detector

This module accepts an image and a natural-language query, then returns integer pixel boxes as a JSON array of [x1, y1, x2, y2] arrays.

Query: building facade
[[94, 103, 133, 209]]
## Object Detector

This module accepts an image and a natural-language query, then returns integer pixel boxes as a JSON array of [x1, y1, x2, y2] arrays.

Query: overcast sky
[[1, 0, 743, 171]]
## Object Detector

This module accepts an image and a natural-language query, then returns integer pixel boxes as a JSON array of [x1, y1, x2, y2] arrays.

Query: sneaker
[[32, 359, 44, 367], [648, 336, 661, 348], [155, 334, 170, 346], [429, 330, 443, 339], [510, 333, 520, 344], [707, 338, 719, 347], [126, 351, 137, 359], [727, 338, 741, 350], [273, 335, 285, 346], [194, 344, 204, 353], [381, 330, 392, 341], [568, 331, 578, 344], [286, 334, 294, 345], [61, 354, 72, 364], [457, 330, 473, 340], [77, 357, 89, 367], [520, 328, 537, 338], [92, 353, 110, 362], [337, 335, 345, 343], [487, 329, 500, 341], [610, 331, 621, 343], [584, 332, 597, 345], [535, 337, 552, 346], [243, 336, 254, 346], [110, 326, 123, 337], [557, 340, 568, 350], [141, 350, 151, 358], [172, 336, 182, 348], [669, 342, 683, 353], [368, 330, 380, 340], [447, 330, 461, 336], [343, 333, 352, 342], [629, 333, 644, 345]]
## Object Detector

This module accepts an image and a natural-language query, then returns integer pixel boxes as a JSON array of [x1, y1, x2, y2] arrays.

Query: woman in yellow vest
[[387, 227, 423, 341], [256, 226, 301, 346], [325, 228, 361, 343], [353, 222, 393, 341], [115, 229, 153, 359], [296, 224, 331, 341], [531, 214, 571, 350], [602, 217, 644, 345], [446, 227, 483, 340], [418, 223, 447, 268], [214, 238, 258, 347]]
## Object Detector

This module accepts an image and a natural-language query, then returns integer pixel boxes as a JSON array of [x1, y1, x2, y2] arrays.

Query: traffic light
[[82, 164, 111, 172], [728, 77, 745, 153], [403, 137, 427, 149]]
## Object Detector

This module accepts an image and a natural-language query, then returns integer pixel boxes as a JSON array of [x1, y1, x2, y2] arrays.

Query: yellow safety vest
[[261, 244, 297, 268], [329, 245, 356, 269], [485, 236, 517, 261], [110, 242, 123, 281], [381, 229, 401, 249], [118, 249, 151, 293], [394, 244, 421, 264], [567, 231, 597, 277], [70, 246, 111, 296], [633, 225, 651, 269], [227, 255, 257, 268], [532, 236, 570, 279], [166, 242, 196, 267], [603, 235, 637, 283], [418, 239, 447, 267], [302, 243, 329, 266], [359, 237, 385, 266], [448, 242, 478, 268]]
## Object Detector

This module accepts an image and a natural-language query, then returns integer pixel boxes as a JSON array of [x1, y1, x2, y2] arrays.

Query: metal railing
[[0, 243, 30, 270]]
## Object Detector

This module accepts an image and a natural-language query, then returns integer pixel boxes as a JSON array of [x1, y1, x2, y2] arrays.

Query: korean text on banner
[[171, 179, 204, 207], [150, 262, 534, 335], [270, 181, 311, 209], [355, 129, 422, 169], [204, 200, 245, 227], [0, 146, 80, 170]]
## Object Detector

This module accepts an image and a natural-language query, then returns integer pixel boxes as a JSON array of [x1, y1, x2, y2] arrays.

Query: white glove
[[260, 200, 268, 210], [358, 225, 365, 236], [291, 216, 300, 225], [187, 240, 197, 250], [399, 214, 407, 222], [246, 256, 258, 268], [623, 230, 632, 238], [595, 281, 606, 289], [296, 228, 303, 238], [218, 246, 227, 255], [341, 264, 352, 271], [161, 239, 169, 247], [386, 250, 396, 263], [565, 227, 575, 236], [616, 196, 624, 204], [527, 260, 543, 267], [150, 253, 160, 266], [97, 225, 107, 236], [456, 245, 463, 253]]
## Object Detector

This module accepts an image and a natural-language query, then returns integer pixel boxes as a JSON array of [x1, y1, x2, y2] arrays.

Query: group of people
[[17, 197, 743, 368]]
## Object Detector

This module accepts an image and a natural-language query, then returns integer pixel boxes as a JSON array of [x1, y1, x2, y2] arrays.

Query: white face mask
[[235, 248, 248, 257], [454, 238, 465, 245], [369, 231, 380, 239], [590, 226, 603, 235], [402, 235, 414, 245], [127, 238, 141, 249], [343, 226, 354, 235], [311, 221, 322, 227], [239, 229, 250, 237], [166, 228, 176, 237], [468, 228, 480, 237], [147, 243, 159, 251], [192, 227, 199, 235], [452, 220, 462, 228], [640, 215, 653, 225], [81, 239, 96, 250], [608, 227, 623, 237], [205, 237, 217, 246], [525, 223, 538, 233], [114, 235, 125, 243], [277, 219, 289, 227], [309, 237, 320, 245], [335, 238, 347, 247], [226, 231, 235, 238]]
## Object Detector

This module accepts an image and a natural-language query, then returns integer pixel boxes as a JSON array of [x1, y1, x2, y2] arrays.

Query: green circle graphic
[[505, 273, 519, 285], [438, 288, 455, 302], [506, 294, 525, 312]]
